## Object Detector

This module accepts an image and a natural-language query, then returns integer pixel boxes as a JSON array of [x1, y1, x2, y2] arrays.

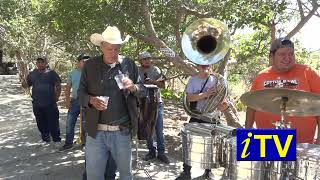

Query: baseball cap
[[270, 37, 294, 53], [77, 53, 90, 61], [138, 51, 152, 60], [36, 57, 47, 62]]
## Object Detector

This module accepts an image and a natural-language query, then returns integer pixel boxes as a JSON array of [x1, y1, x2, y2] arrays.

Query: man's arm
[[145, 79, 165, 89], [22, 80, 29, 88], [78, 64, 91, 108], [55, 82, 61, 102], [22, 73, 32, 88], [315, 116, 320, 144], [65, 84, 71, 109], [245, 107, 256, 128], [187, 87, 216, 102], [128, 60, 146, 97], [187, 92, 209, 102], [52, 71, 62, 101], [220, 100, 243, 128]]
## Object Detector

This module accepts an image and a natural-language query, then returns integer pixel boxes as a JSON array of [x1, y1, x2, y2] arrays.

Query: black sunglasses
[[281, 39, 293, 46]]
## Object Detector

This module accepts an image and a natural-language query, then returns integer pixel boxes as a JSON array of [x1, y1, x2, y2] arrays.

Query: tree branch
[[180, 4, 210, 18], [287, 3, 319, 38], [297, 0, 305, 18], [174, 6, 183, 54], [217, 49, 231, 76], [141, 0, 157, 39]]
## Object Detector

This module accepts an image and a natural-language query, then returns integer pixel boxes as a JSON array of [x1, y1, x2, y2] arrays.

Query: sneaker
[[39, 141, 51, 147], [175, 172, 191, 180], [202, 169, 215, 180], [58, 144, 74, 152], [53, 141, 62, 149], [143, 151, 156, 161], [157, 154, 170, 164]]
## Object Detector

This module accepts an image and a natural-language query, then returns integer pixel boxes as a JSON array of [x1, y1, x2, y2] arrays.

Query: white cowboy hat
[[90, 26, 131, 46]]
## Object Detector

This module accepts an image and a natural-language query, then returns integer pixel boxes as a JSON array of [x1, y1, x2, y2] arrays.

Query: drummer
[[176, 64, 242, 180], [245, 37, 320, 144], [138, 51, 170, 164]]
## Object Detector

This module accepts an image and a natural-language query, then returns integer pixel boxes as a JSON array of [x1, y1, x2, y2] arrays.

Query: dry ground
[[0, 75, 246, 180]]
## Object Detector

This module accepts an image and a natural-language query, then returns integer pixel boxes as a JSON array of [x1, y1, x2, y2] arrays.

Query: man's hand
[[89, 96, 108, 111], [218, 100, 229, 112], [144, 79, 156, 85], [205, 87, 217, 98], [123, 77, 136, 93], [65, 99, 71, 110], [315, 139, 320, 145], [21, 80, 28, 88]]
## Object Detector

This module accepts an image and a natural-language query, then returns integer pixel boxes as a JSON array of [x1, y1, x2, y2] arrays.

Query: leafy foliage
[[1, 0, 319, 91], [161, 88, 183, 100]]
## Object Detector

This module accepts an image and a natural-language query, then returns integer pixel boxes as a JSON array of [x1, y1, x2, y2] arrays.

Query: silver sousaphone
[[181, 18, 230, 123], [180, 18, 238, 171]]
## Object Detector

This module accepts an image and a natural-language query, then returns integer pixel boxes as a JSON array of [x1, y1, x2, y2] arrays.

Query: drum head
[[182, 123, 215, 136]]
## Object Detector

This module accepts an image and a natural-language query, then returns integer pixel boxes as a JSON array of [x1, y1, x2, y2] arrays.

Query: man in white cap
[[78, 26, 145, 180], [138, 51, 170, 164]]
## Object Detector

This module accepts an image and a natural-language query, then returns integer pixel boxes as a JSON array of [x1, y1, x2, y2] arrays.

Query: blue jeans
[[82, 151, 117, 180], [147, 102, 165, 155], [65, 99, 85, 145], [86, 130, 132, 180]]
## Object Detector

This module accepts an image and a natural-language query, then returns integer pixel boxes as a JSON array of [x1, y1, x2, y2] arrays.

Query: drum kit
[[179, 18, 320, 180], [181, 88, 320, 180]]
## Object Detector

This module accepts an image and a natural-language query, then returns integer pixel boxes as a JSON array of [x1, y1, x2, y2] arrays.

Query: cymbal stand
[[133, 136, 152, 180], [272, 97, 293, 180], [275, 97, 289, 129]]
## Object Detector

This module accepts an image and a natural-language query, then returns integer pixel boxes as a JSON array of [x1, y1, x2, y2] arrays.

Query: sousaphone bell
[[181, 18, 231, 122]]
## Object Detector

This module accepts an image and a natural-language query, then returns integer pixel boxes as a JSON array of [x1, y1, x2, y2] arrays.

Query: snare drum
[[293, 143, 320, 180], [263, 161, 295, 180], [224, 137, 265, 180], [181, 122, 220, 169]]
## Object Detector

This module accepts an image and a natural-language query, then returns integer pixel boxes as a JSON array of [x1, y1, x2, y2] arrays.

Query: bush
[[161, 88, 182, 100]]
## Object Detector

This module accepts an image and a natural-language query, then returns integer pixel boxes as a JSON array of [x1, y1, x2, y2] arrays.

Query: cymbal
[[240, 88, 320, 117]]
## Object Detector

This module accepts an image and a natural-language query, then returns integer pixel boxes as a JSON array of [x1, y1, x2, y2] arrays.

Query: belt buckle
[[108, 125, 119, 131]]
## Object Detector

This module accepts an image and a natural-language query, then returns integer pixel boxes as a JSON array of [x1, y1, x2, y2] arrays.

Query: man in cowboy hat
[[138, 51, 170, 164], [78, 26, 145, 180]]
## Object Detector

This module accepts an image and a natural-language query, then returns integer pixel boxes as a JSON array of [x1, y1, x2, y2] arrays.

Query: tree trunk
[[15, 50, 29, 85], [217, 49, 231, 77], [0, 49, 3, 65]]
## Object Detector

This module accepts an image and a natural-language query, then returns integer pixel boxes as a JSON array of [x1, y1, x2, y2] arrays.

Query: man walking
[[23, 57, 62, 146]]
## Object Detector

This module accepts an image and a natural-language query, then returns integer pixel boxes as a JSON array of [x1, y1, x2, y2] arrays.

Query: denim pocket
[[119, 128, 130, 136]]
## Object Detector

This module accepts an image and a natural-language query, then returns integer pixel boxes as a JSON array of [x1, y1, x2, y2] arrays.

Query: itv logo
[[236, 129, 296, 161]]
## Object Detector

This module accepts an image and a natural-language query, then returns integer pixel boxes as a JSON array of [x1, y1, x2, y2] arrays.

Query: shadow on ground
[[0, 75, 229, 180]]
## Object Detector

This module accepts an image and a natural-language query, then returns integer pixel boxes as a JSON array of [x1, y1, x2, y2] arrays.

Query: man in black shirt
[[23, 57, 61, 145]]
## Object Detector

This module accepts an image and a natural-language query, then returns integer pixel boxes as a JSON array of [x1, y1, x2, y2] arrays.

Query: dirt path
[[0, 75, 240, 180]]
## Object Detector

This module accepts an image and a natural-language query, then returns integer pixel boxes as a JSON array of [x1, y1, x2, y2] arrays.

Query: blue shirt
[[27, 69, 61, 107], [67, 69, 81, 99]]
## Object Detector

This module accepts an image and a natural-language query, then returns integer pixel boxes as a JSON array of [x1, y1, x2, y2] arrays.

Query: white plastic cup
[[114, 74, 128, 89], [98, 96, 109, 110]]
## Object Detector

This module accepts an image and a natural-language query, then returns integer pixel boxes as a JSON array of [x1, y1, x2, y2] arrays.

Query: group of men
[[23, 24, 320, 180]]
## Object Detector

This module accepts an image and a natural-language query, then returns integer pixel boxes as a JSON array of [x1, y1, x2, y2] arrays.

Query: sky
[[295, 16, 320, 51]]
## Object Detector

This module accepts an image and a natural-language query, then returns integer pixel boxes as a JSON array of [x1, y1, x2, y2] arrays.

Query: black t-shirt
[[27, 69, 61, 107]]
